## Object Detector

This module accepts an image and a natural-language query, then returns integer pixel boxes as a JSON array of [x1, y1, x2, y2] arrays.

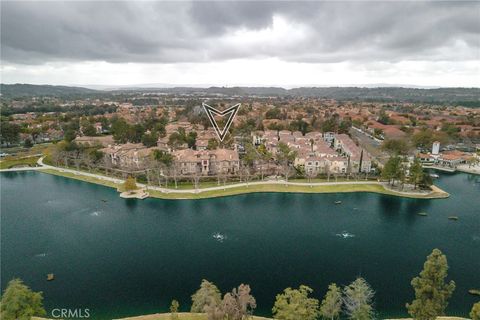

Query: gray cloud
[[1, 1, 479, 65]]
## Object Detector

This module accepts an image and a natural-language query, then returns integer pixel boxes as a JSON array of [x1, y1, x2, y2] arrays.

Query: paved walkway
[[36, 157, 124, 184]]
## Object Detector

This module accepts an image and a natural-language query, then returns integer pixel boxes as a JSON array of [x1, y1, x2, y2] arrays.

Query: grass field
[[148, 183, 448, 200], [0, 143, 53, 169], [0, 155, 41, 169]]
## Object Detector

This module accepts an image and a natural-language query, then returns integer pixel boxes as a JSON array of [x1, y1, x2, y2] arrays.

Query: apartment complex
[[172, 149, 239, 175]]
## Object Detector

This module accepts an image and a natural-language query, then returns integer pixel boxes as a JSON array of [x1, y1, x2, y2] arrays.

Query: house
[[436, 150, 470, 167], [304, 156, 348, 175], [99, 143, 160, 169], [172, 149, 239, 176], [334, 134, 372, 172]]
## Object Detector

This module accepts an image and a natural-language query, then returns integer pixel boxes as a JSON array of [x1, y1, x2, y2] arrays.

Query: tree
[[123, 176, 138, 191], [191, 279, 222, 313], [142, 132, 159, 147], [378, 109, 391, 125], [373, 128, 384, 139], [64, 129, 77, 142], [321, 117, 337, 133], [129, 124, 145, 143], [170, 300, 179, 320], [381, 139, 410, 155], [111, 118, 130, 143], [412, 128, 448, 150], [272, 285, 319, 320], [419, 173, 433, 188], [471, 302, 480, 320], [219, 284, 256, 320], [342, 277, 375, 320], [0, 121, 21, 146], [168, 132, 185, 149], [243, 143, 260, 167], [153, 150, 173, 168], [24, 137, 33, 148], [207, 138, 219, 150], [406, 249, 456, 320], [289, 119, 310, 135], [186, 131, 197, 149], [0, 278, 46, 320], [381, 156, 407, 187], [409, 158, 424, 189], [83, 123, 97, 136], [320, 283, 342, 320], [276, 142, 297, 182], [382, 156, 400, 185], [265, 107, 283, 119]]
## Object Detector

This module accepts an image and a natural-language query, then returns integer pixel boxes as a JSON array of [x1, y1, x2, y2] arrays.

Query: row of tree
[[4, 249, 474, 320], [381, 156, 432, 189]]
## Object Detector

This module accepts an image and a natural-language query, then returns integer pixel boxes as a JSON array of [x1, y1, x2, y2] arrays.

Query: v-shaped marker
[[202, 103, 241, 142]]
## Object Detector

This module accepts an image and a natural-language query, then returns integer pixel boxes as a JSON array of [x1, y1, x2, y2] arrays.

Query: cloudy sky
[[1, 1, 479, 87]]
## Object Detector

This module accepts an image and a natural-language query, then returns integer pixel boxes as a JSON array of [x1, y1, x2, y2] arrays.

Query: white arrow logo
[[202, 103, 241, 141]]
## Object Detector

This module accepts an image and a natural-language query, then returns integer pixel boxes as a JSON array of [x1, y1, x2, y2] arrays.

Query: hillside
[[1, 84, 480, 106], [0, 83, 99, 98]]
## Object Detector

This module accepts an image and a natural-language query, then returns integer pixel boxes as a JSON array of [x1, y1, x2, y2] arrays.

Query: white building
[[432, 141, 440, 155]]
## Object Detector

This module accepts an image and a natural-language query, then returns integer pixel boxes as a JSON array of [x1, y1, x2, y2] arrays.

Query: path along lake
[[1, 171, 479, 319]]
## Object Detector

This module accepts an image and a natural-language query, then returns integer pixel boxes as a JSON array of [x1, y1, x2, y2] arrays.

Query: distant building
[[74, 135, 114, 148], [323, 132, 335, 144], [432, 141, 440, 155], [99, 143, 161, 169]]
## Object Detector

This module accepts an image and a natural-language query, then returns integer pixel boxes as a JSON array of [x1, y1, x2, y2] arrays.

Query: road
[[350, 127, 390, 166]]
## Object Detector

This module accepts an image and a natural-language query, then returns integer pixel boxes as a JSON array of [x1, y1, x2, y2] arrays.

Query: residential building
[[172, 149, 239, 175]]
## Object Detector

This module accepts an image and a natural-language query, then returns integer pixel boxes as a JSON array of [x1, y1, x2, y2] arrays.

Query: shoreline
[[0, 164, 450, 200]]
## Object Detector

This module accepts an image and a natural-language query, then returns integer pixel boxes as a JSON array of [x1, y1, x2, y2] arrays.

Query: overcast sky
[[1, 1, 479, 87]]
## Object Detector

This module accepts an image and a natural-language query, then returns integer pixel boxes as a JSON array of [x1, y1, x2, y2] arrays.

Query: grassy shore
[[0, 143, 53, 169], [39, 168, 121, 189], [0, 155, 41, 169], [148, 183, 448, 200], [37, 167, 449, 200]]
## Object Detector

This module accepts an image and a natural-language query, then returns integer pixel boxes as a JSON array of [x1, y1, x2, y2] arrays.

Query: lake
[[1, 171, 479, 319]]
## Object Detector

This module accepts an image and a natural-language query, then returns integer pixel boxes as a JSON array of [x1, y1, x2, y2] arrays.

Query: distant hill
[[1, 83, 479, 107], [0, 83, 99, 98]]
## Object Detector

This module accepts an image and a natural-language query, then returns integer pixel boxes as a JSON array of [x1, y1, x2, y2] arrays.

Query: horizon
[[3, 82, 479, 90]]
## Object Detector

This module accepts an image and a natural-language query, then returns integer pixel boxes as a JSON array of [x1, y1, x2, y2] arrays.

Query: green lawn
[[0, 155, 41, 169], [39, 168, 122, 189]]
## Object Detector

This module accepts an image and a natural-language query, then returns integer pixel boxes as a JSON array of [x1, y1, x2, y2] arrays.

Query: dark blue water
[[1, 171, 479, 319]]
